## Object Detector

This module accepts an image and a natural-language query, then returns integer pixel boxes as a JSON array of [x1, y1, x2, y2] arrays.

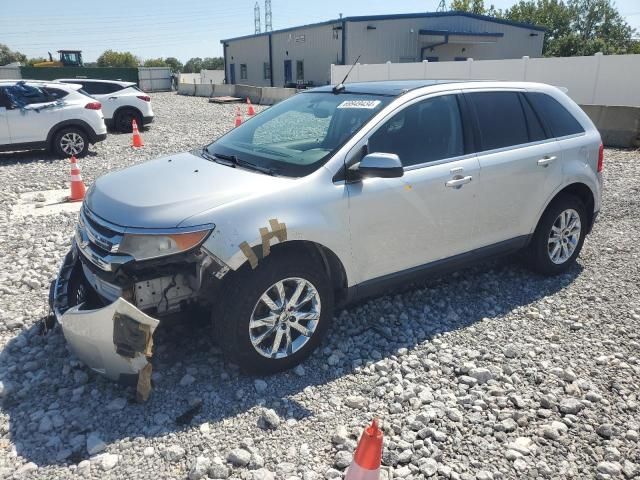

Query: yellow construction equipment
[[33, 50, 83, 68]]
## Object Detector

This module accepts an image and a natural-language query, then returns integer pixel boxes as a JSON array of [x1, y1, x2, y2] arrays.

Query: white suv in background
[[57, 79, 154, 132], [0, 80, 107, 157]]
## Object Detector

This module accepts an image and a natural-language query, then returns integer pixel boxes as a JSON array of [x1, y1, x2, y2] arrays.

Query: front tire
[[53, 127, 89, 158], [525, 193, 587, 275], [214, 250, 334, 374]]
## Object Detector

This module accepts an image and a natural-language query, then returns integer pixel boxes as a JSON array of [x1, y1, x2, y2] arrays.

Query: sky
[[2, 0, 640, 62]]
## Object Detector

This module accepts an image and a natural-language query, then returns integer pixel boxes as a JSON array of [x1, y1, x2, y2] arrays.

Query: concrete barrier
[[177, 83, 296, 105], [177, 83, 196, 95], [261, 87, 297, 105], [581, 105, 640, 148], [213, 84, 236, 97], [235, 84, 262, 104], [195, 83, 214, 97]]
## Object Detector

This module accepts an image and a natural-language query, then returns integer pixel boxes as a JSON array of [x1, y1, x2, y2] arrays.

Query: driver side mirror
[[349, 152, 404, 179]]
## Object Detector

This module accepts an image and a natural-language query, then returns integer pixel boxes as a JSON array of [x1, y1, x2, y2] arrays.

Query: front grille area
[[76, 206, 132, 272], [79, 206, 124, 254]]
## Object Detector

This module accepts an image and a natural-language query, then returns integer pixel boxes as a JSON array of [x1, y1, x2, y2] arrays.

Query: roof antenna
[[333, 54, 361, 93]]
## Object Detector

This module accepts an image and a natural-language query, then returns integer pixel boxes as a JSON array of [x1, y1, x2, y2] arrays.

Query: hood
[[85, 151, 292, 229]]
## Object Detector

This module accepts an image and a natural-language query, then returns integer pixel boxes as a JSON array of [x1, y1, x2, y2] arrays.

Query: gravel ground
[[0, 92, 639, 480]]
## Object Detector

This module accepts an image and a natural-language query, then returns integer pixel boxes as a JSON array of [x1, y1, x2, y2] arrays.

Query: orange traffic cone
[[235, 107, 243, 127], [131, 119, 144, 148], [345, 419, 383, 480], [247, 97, 256, 116], [68, 156, 86, 202]]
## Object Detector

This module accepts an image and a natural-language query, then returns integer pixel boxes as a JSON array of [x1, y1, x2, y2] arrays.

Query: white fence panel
[[470, 58, 524, 81], [179, 73, 200, 84], [138, 67, 171, 92], [524, 56, 596, 104], [331, 54, 640, 107], [201, 70, 225, 85], [594, 54, 640, 107]]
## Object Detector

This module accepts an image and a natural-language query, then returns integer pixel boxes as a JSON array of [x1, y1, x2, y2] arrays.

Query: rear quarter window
[[525, 92, 585, 138]]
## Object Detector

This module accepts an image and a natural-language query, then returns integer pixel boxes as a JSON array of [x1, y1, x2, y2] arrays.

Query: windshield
[[207, 92, 392, 177]]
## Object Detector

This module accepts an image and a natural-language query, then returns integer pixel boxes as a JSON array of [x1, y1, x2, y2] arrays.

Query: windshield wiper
[[211, 151, 277, 176]]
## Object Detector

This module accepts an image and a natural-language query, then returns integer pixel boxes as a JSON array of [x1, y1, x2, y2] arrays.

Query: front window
[[207, 92, 392, 177], [240, 64, 248, 80]]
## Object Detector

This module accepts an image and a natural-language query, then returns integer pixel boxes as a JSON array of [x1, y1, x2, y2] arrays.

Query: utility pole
[[265, 0, 273, 32], [436, 0, 447, 12], [254, 2, 261, 34]]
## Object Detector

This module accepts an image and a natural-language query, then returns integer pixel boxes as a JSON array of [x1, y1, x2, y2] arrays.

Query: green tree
[[0, 44, 27, 66], [449, 0, 494, 14], [201, 57, 224, 70], [183, 57, 203, 73], [164, 57, 183, 72], [96, 50, 140, 68], [504, 0, 637, 56], [143, 57, 168, 67]]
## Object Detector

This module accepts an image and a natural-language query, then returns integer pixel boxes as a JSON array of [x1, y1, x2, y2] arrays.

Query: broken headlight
[[118, 230, 211, 261]]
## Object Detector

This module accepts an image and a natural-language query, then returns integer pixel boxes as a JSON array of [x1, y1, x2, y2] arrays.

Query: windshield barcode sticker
[[337, 100, 381, 109]]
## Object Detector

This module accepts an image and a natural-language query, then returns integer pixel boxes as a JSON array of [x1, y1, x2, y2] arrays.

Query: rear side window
[[467, 91, 529, 151], [79, 82, 123, 95], [526, 92, 585, 138], [43, 87, 69, 100], [369, 94, 465, 167]]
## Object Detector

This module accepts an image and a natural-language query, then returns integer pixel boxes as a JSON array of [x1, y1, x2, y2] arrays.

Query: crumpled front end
[[51, 246, 159, 401]]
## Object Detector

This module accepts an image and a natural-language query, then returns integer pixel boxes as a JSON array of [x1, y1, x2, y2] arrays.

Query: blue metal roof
[[305, 80, 465, 96], [220, 11, 545, 44]]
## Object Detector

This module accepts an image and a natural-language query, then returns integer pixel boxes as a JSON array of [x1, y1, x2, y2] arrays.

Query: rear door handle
[[537, 155, 557, 167], [108, 97, 118, 100], [445, 175, 473, 188]]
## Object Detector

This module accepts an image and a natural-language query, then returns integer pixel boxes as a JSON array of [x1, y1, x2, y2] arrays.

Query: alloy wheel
[[249, 277, 321, 359], [60, 132, 85, 156], [547, 208, 581, 264]]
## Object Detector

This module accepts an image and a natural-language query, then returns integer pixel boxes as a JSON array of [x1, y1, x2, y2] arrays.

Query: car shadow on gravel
[[0, 256, 582, 466]]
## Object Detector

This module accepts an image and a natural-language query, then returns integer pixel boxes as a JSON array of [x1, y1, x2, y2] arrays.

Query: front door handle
[[445, 175, 473, 188], [537, 155, 557, 167]]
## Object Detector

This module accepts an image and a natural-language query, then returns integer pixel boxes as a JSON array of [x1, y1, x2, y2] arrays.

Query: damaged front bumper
[[51, 245, 159, 401]]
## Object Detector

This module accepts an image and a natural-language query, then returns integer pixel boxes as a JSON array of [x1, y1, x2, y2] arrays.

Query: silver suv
[[50, 80, 603, 389]]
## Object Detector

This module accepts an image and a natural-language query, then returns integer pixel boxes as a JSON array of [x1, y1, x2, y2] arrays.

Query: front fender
[[197, 168, 354, 281]]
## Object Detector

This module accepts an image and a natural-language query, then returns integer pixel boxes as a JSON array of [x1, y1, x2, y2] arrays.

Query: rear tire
[[114, 109, 142, 133], [53, 127, 89, 158], [213, 249, 334, 374], [524, 193, 587, 275]]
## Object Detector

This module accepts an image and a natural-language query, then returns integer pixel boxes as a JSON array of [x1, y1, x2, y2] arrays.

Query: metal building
[[221, 11, 545, 88]]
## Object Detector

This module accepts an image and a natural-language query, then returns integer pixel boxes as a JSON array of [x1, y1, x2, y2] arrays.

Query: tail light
[[84, 102, 102, 110], [597, 143, 604, 172], [137, 95, 151, 102]]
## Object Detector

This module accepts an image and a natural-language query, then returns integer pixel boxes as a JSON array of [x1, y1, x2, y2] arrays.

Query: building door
[[284, 60, 292, 84], [229, 64, 236, 84]]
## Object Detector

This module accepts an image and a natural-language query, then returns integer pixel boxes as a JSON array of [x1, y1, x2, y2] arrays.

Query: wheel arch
[[224, 239, 349, 307], [113, 106, 143, 122], [47, 120, 94, 147], [536, 182, 597, 235]]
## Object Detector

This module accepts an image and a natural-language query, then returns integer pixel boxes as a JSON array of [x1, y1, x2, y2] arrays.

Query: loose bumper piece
[[52, 246, 159, 401]]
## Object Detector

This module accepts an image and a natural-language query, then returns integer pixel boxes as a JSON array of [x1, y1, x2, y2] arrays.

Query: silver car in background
[[50, 80, 603, 396]]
